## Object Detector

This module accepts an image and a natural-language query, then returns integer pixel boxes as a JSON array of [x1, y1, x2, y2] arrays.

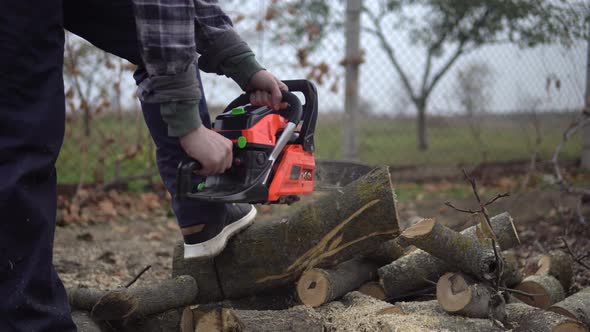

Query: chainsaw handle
[[224, 90, 302, 124], [176, 161, 200, 200]]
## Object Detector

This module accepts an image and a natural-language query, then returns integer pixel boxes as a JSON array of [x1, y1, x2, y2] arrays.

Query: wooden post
[[342, 0, 362, 161]]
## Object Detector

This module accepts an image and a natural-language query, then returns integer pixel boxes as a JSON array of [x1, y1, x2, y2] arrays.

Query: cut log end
[[400, 218, 434, 240], [551, 322, 588, 332], [514, 275, 565, 309], [91, 290, 138, 321], [436, 273, 472, 312], [297, 269, 331, 307], [358, 282, 386, 301]]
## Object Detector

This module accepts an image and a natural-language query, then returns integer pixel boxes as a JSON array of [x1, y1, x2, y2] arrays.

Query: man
[[0, 0, 284, 330]]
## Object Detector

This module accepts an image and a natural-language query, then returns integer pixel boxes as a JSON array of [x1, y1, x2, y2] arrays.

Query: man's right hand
[[179, 126, 233, 176]]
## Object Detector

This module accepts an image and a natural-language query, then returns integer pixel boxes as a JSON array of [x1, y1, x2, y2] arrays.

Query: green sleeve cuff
[[220, 52, 265, 90], [160, 101, 202, 137]]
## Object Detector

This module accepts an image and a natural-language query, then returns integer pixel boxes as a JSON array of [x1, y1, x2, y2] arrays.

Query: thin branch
[[125, 265, 152, 288], [363, 8, 417, 102], [484, 193, 511, 207], [498, 287, 544, 300], [444, 201, 477, 214], [561, 237, 590, 270]]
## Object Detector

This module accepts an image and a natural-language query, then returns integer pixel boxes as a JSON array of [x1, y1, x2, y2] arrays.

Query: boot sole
[[183, 205, 257, 260]]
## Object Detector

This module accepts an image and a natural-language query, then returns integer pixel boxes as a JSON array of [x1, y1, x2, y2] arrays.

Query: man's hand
[[179, 126, 233, 176], [247, 70, 289, 110]]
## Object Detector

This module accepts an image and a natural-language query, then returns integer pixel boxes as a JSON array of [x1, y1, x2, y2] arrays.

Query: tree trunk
[[437, 272, 505, 320], [535, 250, 574, 292], [397, 218, 499, 280], [417, 101, 428, 150], [191, 306, 324, 332], [296, 258, 378, 307], [378, 213, 518, 298], [549, 287, 590, 328], [514, 275, 566, 309], [173, 166, 399, 302]]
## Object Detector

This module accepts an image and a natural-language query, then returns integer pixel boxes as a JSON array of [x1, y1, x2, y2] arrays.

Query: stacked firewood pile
[[66, 166, 590, 332]]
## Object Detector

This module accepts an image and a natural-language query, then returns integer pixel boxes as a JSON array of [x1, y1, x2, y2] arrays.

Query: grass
[[56, 110, 582, 187]]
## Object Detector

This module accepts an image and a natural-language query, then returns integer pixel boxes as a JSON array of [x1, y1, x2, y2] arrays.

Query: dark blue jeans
[[64, 0, 227, 229], [0, 0, 77, 330]]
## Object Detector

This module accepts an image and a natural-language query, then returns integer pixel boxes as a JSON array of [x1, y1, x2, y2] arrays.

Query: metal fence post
[[342, 0, 362, 161]]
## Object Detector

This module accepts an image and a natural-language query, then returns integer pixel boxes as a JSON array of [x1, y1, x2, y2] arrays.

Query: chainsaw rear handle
[[224, 90, 302, 124], [224, 80, 318, 153]]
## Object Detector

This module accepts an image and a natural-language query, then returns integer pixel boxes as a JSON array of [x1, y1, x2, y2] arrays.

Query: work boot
[[183, 203, 256, 259]]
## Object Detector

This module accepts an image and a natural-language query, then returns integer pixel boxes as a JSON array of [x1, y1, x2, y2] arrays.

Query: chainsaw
[[176, 79, 318, 204]]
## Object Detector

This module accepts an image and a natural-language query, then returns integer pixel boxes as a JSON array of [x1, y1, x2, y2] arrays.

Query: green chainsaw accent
[[197, 182, 205, 191], [231, 107, 246, 115], [238, 136, 248, 149]]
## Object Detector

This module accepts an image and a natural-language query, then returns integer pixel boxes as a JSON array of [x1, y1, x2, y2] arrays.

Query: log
[[436, 272, 506, 320], [91, 275, 197, 321], [68, 276, 198, 322], [357, 281, 386, 300], [174, 166, 399, 302], [398, 218, 498, 279], [296, 258, 378, 307], [119, 307, 190, 332], [71, 311, 103, 332], [507, 302, 587, 332], [514, 275, 565, 309], [364, 239, 405, 266], [191, 306, 324, 332], [549, 287, 590, 327], [535, 250, 574, 291], [378, 213, 518, 299], [502, 250, 523, 288]]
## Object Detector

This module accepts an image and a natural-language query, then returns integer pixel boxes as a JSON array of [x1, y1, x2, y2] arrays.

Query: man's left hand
[[246, 70, 289, 110]]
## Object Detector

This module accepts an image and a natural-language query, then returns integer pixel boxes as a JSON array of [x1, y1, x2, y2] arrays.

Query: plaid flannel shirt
[[132, 0, 263, 136]]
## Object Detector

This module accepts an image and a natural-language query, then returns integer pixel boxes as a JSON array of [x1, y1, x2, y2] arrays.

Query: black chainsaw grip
[[224, 90, 303, 124], [176, 161, 201, 200]]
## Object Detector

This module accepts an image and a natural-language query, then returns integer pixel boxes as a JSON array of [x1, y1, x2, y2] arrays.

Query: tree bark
[[174, 166, 400, 302], [397, 218, 499, 280], [296, 258, 378, 307], [191, 306, 324, 332], [549, 287, 590, 328], [535, 250, 573, 292], [507, 302, 587, 332], [514, 275, 565, 309], [436, 272, 505, 320], [378, 213, 518, 298]]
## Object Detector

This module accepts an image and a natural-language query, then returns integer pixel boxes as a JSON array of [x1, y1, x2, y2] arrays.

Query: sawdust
[[319, 292, 500, 332]]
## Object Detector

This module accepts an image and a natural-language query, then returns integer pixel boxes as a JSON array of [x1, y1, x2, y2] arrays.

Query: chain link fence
[[60, 0, 588, 187], [205, 0, 587, 166]]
